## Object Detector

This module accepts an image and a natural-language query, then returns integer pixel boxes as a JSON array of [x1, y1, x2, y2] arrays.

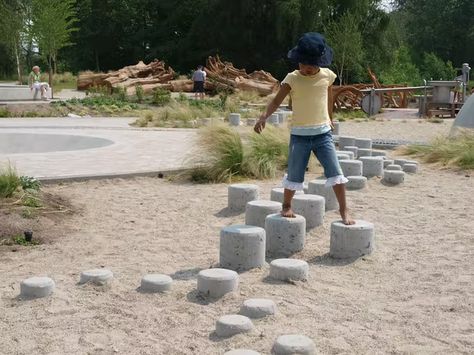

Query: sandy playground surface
[[1, 151, 473, 354]]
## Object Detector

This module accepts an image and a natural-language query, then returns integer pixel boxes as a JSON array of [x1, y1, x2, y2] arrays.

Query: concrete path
[[0, 117, 197, 181]]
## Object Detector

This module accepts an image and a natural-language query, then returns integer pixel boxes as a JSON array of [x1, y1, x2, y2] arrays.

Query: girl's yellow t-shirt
[[282, 68, 337, 127]]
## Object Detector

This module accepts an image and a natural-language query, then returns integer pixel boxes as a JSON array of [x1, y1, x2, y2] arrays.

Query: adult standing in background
[[192, 65, 206, 99]]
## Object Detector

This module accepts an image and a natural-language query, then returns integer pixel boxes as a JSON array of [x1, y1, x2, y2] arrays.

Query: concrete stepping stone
[[360, 156, 384, 178], [357, 148, 372, 157], [140, 274, 172, 293], [332, 121, 340, 135], [383, 159, 394, 168], [20, 276, 55, 298], [268, 113, 279, 125], [265, 214, 306, 257], [339, 159, 362, 176], [394, 158, 408, 167], [354, 138, 372, 149], [292, 194, 325, 230], [344, 145, 358, 158], [338, 136, 355, 150], [406, 160, 419, 165], [346, 176, 367, 190], [386, 164, 402, 171], [371, 150, 387, 157], [337, 150, 355, 159], [272, 334, 316, 355], [307, 179, 338, 211], [269, 259, 309, 282], [330, 220, 374, 259], [225, 350, 261, 355], [336, 153, 350, 161], [383, 170, 405, 185], [228, 184, 259, 212], [270, 187, 304, 203], [303, 182, 308, 194], [229, 113, 241, 126], [240, 298, 277, 318], [80, 269, 113, 285], [197, 268, 238, 298], [220, 225, 266, 271], [403, 163, 418, 173], [215, 314, 254, 337], [247, 118, 257, 126], [245, 200, 282, 228]]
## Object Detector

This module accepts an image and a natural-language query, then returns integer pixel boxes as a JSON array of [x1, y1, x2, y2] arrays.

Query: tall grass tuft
[[401, 133, 474, 169], [246, 126, 289, 179], [0, 164, 21, 198]]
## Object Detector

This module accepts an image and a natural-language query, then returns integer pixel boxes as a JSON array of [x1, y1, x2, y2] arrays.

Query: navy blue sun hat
[[287, 32, 333, 67]]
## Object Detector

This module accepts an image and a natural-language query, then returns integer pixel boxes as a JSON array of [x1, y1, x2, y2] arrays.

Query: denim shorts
[[286, 132, 343, 185]]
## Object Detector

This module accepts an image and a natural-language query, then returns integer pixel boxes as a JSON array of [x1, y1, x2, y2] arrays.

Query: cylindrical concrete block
[[333, 121, 340, 135], [197, 268, 238, 298], [245, 200, 282, 228], [307, 180, 338, 211], [247, 118, 257, 126], [339, 159, 362, 177], [360, 156, 384, 178], [337, 150, 355, 160], [269, 259, 309, 281], [394, 159, 408, 167], [268, 113, 279, 125], [403, 163, 418, 174], [357, 148, 372, 158], [383, 159, 394, 168], [220, 225, 266, 271], [277, 112, 285, 124], [225, 350, 261, 355], [383, 170, 405, 184], [330, 220, 374, 259], [354, 138, 372, 149], [272, 334, 316, 355], [216, 315, 254, 337], [292, 194, 325, 230], [229, 113, 241, 126], [240, 298, 277, 319], [346, 176, 367, 190], [303, 182, 308, 194], [371, 150, 387, 157], [270, 187, 303, 204], [338, 136, 355, 150], [80, 269, 113, 285], [228, 184, 259, 213], [141, 274, 173, 293], [344, 146, 359, 159], [20, 276, 55, 298], [337, 153, 350, 161], [406, 160, 418, 165], [265, 214, 306, 257], [386, 164, 402, 171]]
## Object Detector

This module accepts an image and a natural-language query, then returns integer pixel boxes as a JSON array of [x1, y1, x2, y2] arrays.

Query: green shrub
[[0, 108, 10, 117], [135, 84, 144, 103], [152, 88, 171, 106], [0, 164, 20, 198], [19, 176, 41, 191]]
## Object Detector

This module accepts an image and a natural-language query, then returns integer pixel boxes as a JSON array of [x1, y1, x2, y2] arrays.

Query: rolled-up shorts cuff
[[282, 174, 304, 191], [325, 174, 348, 187]]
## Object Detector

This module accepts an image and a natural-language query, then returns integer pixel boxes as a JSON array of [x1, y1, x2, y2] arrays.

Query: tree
[[31, 0, 77, 88], [325, 12, 363, 84]]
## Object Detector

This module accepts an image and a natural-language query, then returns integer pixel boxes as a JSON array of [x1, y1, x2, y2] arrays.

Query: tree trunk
[[48, 55, 53, 98], [14, 44, 22, 85]]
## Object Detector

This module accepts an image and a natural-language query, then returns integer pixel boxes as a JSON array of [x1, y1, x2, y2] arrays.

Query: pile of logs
[[77, 56, 279, 96]]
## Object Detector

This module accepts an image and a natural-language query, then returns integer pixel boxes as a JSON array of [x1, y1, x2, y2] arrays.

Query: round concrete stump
[[330, 220, 374, 259], [229, 113, 241, 126], [216, 315, 254, 338], [268, 113, 279, 125], [346, 176, 367, 190], [307, 180, 338, 211], [406, 160, 418, 166], [272, 334, 316, 355], [269, 259, 309, 281], [344, 146, 358, 158], [303, 182, 308, 194], [383, 170, 405, 185], [403, 163, 418, 174], [225, 350, 261, 355], [220, 225, 266, 271], [383, 159, 394, 168], [333, 121, 340, 135], [357, 148, 372, 158], [386, 164, 402, 171], [338, 136, 355, 150], [247, 118, 257, 126], [80, 269, 113, 285], [292, 194, 325, 230], [265, 214, 306, 257], [240, 298, 277, 319], [140, 274, 172, 293], [339, 159, 362, 177], [228, 184, 259, 213], [245, 200, 282, 228], [337, 150, 355, 160], [270, 187, 303, 203], [197, 268, 238, 298], [354, 138, 372, 149], [371, 150, 387, 157], [336, 153, 350, 161], [20, 276, 55, 298], [394, 159, 408, 167], [360, 157, 384, 178]]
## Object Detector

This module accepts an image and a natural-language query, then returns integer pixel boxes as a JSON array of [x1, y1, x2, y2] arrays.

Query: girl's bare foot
[[281, 204, 296, 218], [340, 209, 355, 225]]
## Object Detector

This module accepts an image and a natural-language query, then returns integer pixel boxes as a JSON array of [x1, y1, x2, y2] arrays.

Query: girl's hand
[[330, 121, 335, 131], [254, 117, 266, 134]]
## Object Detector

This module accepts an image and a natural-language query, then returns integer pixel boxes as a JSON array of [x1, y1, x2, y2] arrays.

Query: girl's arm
[[254, 83, 291, 133], [328, 86, 335, 130]]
